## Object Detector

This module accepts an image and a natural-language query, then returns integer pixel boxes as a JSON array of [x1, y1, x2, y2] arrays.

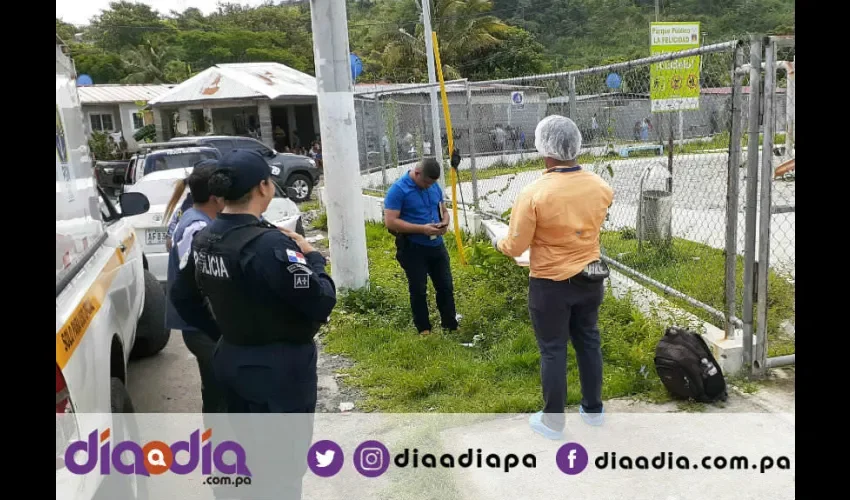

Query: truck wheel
[[94, 379, 148, 500], [111, 377, 135, 413], [286, 173, 312, 203], [131, 270, 170, 359]]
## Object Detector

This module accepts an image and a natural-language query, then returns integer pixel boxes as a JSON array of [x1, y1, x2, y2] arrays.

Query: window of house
[[90, 113, 114, 132], [131, 111, 145, 130]]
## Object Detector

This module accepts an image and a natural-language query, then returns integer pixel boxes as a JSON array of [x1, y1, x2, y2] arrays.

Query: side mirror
[[285, 187, 299, 199], [119, 192, 150, 217]]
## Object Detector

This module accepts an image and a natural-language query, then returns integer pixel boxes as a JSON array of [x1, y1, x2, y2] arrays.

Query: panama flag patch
[[286, 249, 307, 264]]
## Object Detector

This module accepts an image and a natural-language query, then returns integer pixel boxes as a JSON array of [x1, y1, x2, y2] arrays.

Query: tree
[[56, 18, 77, 43], [366, 0, 510, 82], [69, 44, 129, 85], [88, 1, 171, 51], [58, 0, 794, 85], [120, 37, 187, 84], [463, 25, 550, 80]]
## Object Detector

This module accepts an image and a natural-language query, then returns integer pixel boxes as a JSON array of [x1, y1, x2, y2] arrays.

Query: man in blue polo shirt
[[384, 158, 459, 336]]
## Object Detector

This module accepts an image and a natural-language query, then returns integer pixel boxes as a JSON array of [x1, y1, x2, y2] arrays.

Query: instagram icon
[[353, 440, 390, 477]]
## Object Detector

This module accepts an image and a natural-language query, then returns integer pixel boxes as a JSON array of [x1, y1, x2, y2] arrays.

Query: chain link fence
[[456, 41, 750, 349], [739, 36, 795, 374], [350, 36, 794, 375]]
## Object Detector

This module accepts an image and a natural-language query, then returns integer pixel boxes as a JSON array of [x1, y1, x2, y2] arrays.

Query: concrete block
[[362, 194, 384, 223], [446, 206, 481, 236]]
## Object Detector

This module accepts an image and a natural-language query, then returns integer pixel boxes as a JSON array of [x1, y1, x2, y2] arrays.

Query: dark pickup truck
[[168, 136, 322, 202]]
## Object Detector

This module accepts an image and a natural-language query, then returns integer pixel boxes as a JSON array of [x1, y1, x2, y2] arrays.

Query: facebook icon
[[556, 443, 589, 475]]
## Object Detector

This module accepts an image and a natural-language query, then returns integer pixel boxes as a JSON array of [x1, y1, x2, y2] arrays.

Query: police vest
[[165, 208, 212, 333], [191, 221, 318, 346]]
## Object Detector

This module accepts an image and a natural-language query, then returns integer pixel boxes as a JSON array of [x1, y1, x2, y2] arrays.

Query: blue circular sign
[[77, 74, 93, 86], [606, 73, 621, 89], [350, 53, 363, 82]]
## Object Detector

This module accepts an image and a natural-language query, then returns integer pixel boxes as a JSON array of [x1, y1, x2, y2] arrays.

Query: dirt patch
[[300, 205, 364, 413]]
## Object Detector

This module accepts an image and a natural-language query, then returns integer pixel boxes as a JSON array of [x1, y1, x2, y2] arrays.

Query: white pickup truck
[[56, 34, 167, 500]]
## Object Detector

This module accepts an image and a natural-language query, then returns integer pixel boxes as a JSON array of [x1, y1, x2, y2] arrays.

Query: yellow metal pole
[[431, 31, 467, 265]]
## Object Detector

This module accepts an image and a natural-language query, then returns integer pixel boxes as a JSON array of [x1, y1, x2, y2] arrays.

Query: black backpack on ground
[[654, 327, 728, 403]]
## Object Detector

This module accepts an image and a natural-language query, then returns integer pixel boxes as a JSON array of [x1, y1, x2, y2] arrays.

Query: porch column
[[203, 107, 214, 134], [153, 108, 166, 142], [287, 105, 298, 147], [258, 101, 274, 149], [178, 106, 192, 135], [312, 102, 320, 139]]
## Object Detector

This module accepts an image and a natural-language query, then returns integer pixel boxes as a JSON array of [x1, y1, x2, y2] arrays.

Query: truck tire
[[94, 379, 148, 500], [131, 270, 170, 359], [286, 173, 313, 203], [111, 376, 135, 413]]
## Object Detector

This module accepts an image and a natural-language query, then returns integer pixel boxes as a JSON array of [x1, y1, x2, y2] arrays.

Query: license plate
[[146, 230, 167, 246]]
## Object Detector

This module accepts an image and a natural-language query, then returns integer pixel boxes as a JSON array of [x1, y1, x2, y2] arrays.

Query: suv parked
[[169, 135, 322, 202]]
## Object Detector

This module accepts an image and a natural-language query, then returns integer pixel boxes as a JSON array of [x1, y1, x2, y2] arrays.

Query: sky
[[56, 0, 274, 26]]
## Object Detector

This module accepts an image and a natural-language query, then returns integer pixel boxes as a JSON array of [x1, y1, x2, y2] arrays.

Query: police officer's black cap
[[215, 150, 271, 200]]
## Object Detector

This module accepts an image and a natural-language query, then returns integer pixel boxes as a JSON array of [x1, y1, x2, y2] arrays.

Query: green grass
[[298, 199, 321, 212], [321, 223, 672, 412], [601, 230, 795, 357], [313, 211, 328, 231], [674, 132, 787, 155]]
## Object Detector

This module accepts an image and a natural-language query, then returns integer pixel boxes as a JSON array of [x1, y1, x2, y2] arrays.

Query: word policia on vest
[[194, 249, 231, 279]]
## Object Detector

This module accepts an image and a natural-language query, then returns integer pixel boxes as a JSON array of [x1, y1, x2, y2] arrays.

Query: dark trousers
[[396, 240, 459, 333], [182, 330, 227, 415], [528, 276, 605, 431], [212, 340, 317, 500]]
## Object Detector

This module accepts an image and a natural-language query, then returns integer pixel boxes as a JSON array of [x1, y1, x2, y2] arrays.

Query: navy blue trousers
[[396, 240, 459, 333], [212, 339, 317, 500], [528, 276, 605, 431]]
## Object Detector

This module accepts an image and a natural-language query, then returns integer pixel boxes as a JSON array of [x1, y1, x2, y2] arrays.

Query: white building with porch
[[146, 63, 319, 152]]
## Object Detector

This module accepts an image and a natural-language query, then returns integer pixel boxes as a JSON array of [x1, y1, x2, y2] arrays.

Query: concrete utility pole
[[420, 0, 446, 191], [309, 0, 369, 290]]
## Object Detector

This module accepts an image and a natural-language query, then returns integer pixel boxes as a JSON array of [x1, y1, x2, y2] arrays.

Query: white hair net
[[534, 115, 582, 161]]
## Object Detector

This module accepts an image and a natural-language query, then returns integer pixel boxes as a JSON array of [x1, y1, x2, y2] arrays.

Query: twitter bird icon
[[316, 449, 336, 467], [308, 440, 344, 477]]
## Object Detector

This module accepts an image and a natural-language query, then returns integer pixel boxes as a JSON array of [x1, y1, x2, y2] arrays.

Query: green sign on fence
[[650, 22, 701, 113]]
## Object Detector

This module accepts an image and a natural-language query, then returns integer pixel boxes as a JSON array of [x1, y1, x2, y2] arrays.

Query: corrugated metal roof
[[78, 84, 176, 104], [148, 63, 317, 106]]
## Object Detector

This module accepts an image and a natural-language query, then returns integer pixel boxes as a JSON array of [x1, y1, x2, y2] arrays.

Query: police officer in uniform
[[170, 149, 337, 500]]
